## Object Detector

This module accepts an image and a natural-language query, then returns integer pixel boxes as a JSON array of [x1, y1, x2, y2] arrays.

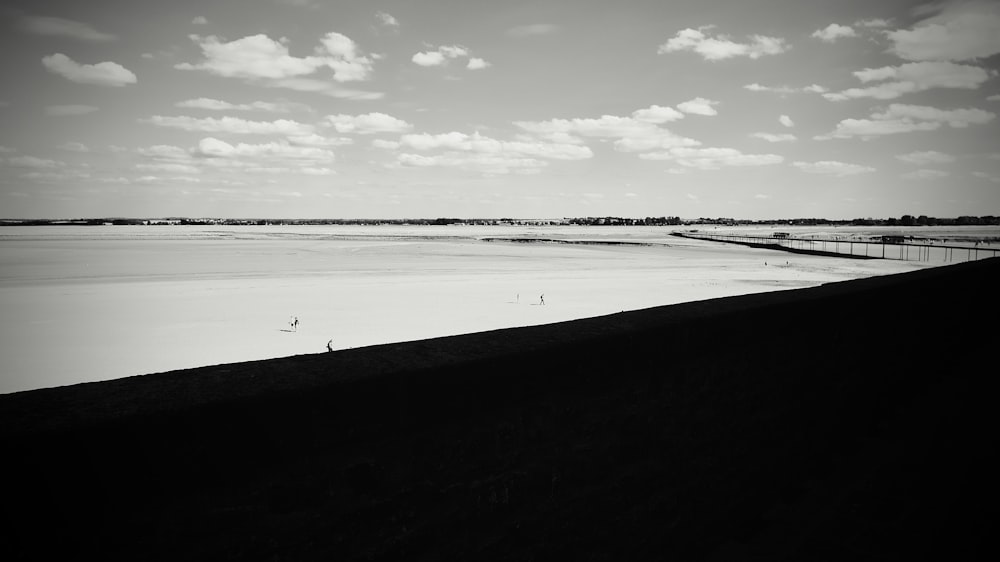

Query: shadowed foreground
[[3, 259, 997, 560]]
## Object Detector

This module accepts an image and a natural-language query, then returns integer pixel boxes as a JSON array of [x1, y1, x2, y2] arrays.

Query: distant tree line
[[3, 215, 998, 227]]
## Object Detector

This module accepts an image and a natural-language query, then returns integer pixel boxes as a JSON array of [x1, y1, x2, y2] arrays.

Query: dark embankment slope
[[3, 259, 997, 561]]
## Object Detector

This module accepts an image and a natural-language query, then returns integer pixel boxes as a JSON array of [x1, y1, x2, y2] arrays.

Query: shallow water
[[0, 224, 956, 393]]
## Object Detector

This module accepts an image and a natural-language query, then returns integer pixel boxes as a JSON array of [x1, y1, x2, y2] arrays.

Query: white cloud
[[372, 139, 401, 149], [175, 98, 299, 112], [268, 78, 383, 99], [632, 105, 685, 124], [857, 18, 891, 28], [818, 103, 995, 139], [467, 57, 491, 70], [792, 160, 876, 176], [375, 11, 399, 27], [823, 61, 991, 101], [192, 16, 208, 25], [988, 94, 1000, 101], [515, 112, 700, 154], [21, 16, 115, 41], [195, 137, 335, 161], [779, 115, 795, 128], [136, 162, 201, 174], [399, 131, 593, 160], [896, 150, 956, 165], [506, 24, 559, 36], [811, 23, 857, 42], [412, 45, 488, 69], [658, 26, 789, 60], [745, 83, 827, 95], [639, 147, 783, 170], [326, 112, 413, 134], [45, 104, 99, 116], [42, 53, 137, 86], [143, 115, 314, 136], [177, 32, 375, 83], [288, 133, 353, 147], [901, 168, 949, 180], [751, 132, 797, 142], [677, 97, 719, 116], [887, 0, 1000, 61], [397, 152, 548, 175]]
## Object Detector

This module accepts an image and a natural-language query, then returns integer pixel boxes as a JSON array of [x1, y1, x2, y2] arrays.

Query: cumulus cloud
[[779, 115, 795, 128], [751, 132, 797, 142], [632, 105, 685, 124], [817, 103, 995, 139], [639, 147, 783, 170], [21, 16, 115, 41], [7, 155, 65, 168], [176, 32, 377, 95], [375, 11, 399, 28], [514, 114, 699, 153], [42, 53, 137, 86], [326, 112, 413, 134], [399, 131, 593, 161], [811, 23, 857, 42], [792, 160, 876, 176], [195, 137, 334, 161], [192, 16, 208, 25], [658, 26, 789, 60], [823, 61, 990, 101], [412, 45, 489, 69], [896, 150, 956, 165], [45, 104, 99, 116], [677, 97, 719, 116], [143, 115, 314, 136], [886, 0, 1000, 61]]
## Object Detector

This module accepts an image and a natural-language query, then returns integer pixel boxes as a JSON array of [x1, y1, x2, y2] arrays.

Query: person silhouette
[[327, 339, 333, 352], [539, 294, 545, 305]]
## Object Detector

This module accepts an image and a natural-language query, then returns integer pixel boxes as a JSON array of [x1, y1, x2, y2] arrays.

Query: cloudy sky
[[1, 0, 998, 220]]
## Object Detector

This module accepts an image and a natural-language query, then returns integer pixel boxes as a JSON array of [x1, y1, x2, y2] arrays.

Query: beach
[[1, 224, 990, 394]]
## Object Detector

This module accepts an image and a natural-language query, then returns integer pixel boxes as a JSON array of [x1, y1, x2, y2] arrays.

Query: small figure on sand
[[539, 294, 545, 305], [293, 316, 299, 331], [327, 339, 333, 352]]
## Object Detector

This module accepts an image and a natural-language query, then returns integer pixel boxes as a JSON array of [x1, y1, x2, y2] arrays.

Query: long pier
[[672, 231, 999, 262]]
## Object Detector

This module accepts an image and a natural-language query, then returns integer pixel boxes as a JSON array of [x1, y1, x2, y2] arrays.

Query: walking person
[[294, 316, 299, 332], [539, 294, 545, 305], [327, 339, 333, 352]]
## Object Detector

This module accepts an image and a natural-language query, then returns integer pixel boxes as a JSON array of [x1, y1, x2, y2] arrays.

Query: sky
[[0, 0, 998, 220]]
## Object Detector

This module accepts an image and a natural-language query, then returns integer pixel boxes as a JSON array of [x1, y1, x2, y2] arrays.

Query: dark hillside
[[2, 258, 997, 561]]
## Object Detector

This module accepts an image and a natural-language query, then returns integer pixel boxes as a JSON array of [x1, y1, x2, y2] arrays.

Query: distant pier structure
[[672, 231, 998, 263]]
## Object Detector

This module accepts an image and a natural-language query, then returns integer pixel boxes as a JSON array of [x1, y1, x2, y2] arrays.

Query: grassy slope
[[2, 258, 997, 561]]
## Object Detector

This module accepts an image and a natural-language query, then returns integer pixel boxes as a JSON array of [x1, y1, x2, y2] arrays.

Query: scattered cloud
[[175, 97, 302, 112], [375, 11, 399, 28], [176, 32, 376, 90], [658, 26, 789, 60], [20, 15, 116, 42], [639, 147, 783, 170], [398, 131, 593, 160], [42, 53, 137, 86], [817, 103, 995, 139], [986, 94, 1000, 101], [143, 115, 314, 136], [45, 104, 99, 116], [7, 155, 66, 169], [792, 160, 876, 176], [514, 114, 699, 152], [896, 150, 956, 165], [632, 105, 685, 124], [823, 61, 991, 101], [902, 168, 949, 180], [811, 23, 857, 42], [751, 132, 797, 142], [326, 113, 413, 134], [192, 16, 208, 25], [744, 83, 826, 95], [412, 45, 489, 69], [467, 57, 491, 70], [677, 97, 719, 116], [779, 115, 794, 128], [886, 0, 1000, 61], [506, 24, 559, 36], [195, 137, 335, 161]]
